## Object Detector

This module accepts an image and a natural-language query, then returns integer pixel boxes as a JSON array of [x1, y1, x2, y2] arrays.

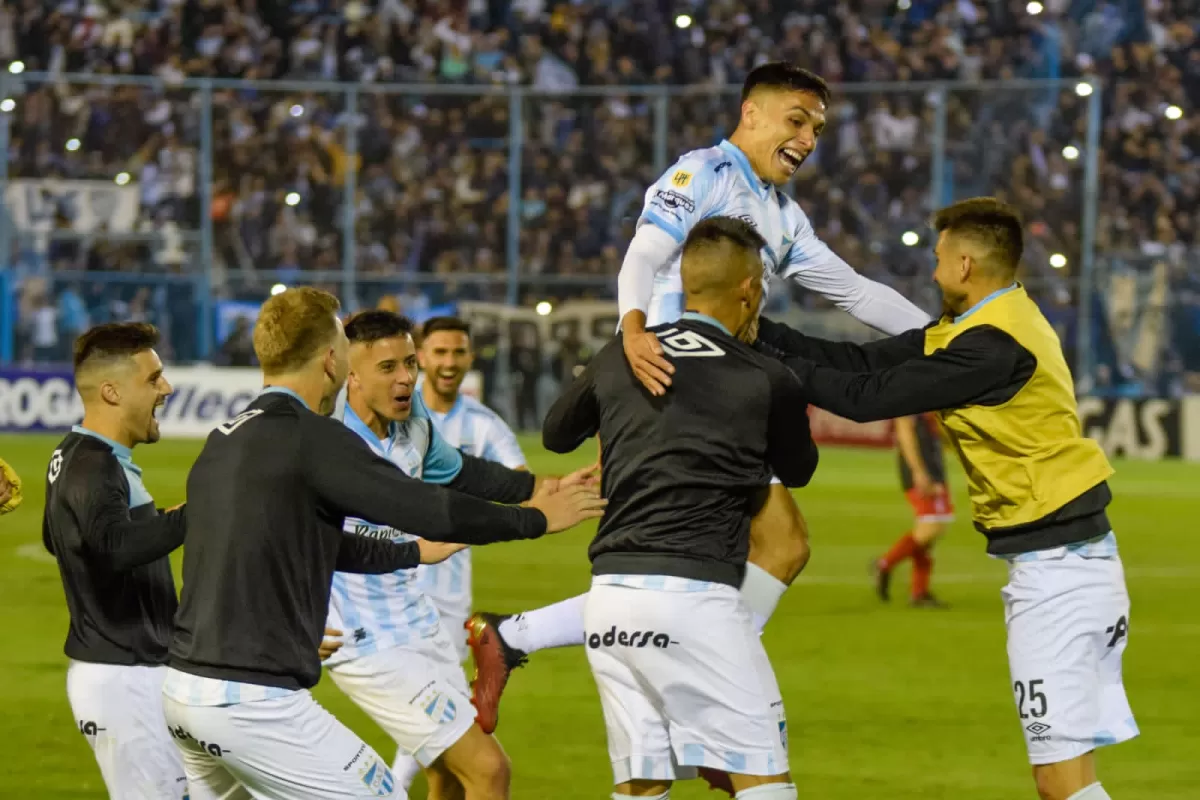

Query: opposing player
[[873, 413, 953, 607], [544, 217, 818, 800], [321, 310, 590, 799], [42, 323, 188, 798], [467, 61, 932, 735], [759, 198, 1135, 800], [416, 316, 528, 660], [162, 288, 603, 799]]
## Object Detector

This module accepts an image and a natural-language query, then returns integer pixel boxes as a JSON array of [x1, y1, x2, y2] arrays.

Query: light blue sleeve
[[637, 155, 727, 243], [418, 396, 464, 485], [480, 413, 527, 470]]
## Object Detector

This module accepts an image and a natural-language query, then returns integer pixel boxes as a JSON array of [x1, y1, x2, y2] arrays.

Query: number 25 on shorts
[[1013, 679, 1048, 719]]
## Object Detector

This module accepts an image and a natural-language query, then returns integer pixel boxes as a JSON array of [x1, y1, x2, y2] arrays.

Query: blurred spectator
[[216, 315, 255, 367]]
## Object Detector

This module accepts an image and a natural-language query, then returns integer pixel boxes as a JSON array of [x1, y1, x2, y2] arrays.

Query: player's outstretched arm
[[792, 325, 1025, 423], [447, 454, 537, 504], [618, 224, 680, 395], [303, 416, 550, 545], [780, 223, 931, 336], [542, 351, 602, 454], [65, 454, 187, 570], [757, 316, 926, 372], [334, 532, 423, 574]]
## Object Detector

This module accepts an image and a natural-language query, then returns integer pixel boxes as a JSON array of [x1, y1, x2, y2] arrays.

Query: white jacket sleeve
[[616, 223, 681, 322]]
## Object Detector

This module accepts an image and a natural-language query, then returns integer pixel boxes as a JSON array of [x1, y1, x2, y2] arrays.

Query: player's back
[[545, 316, 816, 588]]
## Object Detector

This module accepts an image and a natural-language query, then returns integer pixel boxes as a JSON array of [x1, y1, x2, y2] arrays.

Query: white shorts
[[585, 576, 789, 785], [426, 598, 470, 665], [329, 626, 475, 766], [419, 551, 472, 663], [161, 678, 401, 799], [66, 661, 188, 800], [1003, 549, 1139, 765]]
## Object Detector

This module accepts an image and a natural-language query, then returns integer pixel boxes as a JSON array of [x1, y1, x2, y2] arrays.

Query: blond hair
[[253, 287, 341, 375]]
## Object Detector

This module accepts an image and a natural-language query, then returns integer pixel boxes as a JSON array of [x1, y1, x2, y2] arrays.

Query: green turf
[[1, 434, 1198, 798]]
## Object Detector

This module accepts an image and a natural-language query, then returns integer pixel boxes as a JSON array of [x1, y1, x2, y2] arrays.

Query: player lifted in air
[[467, 61, 932, 735], [873, 413, 954, 607], [321, 310, 595, 799]]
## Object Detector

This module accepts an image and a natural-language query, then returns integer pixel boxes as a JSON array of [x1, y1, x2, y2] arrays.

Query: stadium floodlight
[[535, 301, 553, 316], [114, 172, 131, 186], [674, 14, 692, 29], [290, 104, 304, 118], [0, 99, 13, 113], [1165, 105, 1183, 121], [65, 138, 81, 152], [1062, 145, 1080, 161], [897, 0, 912, 10], [285, 191, 301, 206], [1049, 253, 1067, 269], [1026, 1, 1043, 14], [901, 231, 919, 247], [8, 61, 23, 75], [1075, 81, 1093, 97], [270, 283, 288, 296]]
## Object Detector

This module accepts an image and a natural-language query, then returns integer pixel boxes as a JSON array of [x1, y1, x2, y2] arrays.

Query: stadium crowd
[[2, 0, 1197, 391]]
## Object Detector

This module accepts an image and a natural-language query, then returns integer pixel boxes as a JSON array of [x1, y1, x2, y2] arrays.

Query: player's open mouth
[[394, 393, 411, 408], [777, 147, 805, 173], [436, 370, 459, 384]]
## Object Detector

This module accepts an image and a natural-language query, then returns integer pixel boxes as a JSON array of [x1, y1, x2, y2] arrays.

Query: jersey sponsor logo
[[78, 719, 105, 736], [167, 725, 229, 757], [670, 169, 693, 188], [1025, 721, 1052, 742], [653, 189, 696, 214], [348, 521, 403, 541], [655, 328, 726, 358], [586, 625, 678, 649], [714, 161, 731, 173], [48, 449, 63, 484]]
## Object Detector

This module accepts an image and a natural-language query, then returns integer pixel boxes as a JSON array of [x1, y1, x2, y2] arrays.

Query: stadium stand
[[0, 0, 1197, 397]]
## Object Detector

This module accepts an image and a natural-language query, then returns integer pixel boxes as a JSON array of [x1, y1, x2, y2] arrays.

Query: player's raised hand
[[623, 329, 674, 397], [318, 627, 343, 661], [526, 485, 606, 533], [417, 539, 469, 564]]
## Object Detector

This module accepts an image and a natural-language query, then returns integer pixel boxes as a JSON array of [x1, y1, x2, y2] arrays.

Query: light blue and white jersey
[[640, 138, 869, 327], [415, 381, 526, 609], [323, 390, 465, 667]]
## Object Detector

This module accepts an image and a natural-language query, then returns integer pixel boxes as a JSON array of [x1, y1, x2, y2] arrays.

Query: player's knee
[[460, 739, 511, 794], [1032, 763, 1102, 800]]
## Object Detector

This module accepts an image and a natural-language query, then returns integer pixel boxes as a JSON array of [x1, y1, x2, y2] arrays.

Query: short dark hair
[[682, 216, 767, 257], [344, 309, 414, 344], [421, 316, 471, 340], [742, 63, 831, 106], [73, 323, 159, 373], [931, 197, 1024, 272]]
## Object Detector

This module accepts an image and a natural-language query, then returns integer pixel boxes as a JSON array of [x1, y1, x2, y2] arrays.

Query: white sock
[[497, 593, 588, 653], [740, 563, 788, 633], [391, 751, 422, 791], [1066, 783, 1112, 800], [612, 793, 668, 800], [735, 784, 798, 799]]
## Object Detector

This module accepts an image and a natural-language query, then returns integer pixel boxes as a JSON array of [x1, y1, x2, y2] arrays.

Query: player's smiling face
[[348, 334, 419, 424], [123, 349, 172, 445], [419, 330, 473, 401], [747, 89, 826, 185]]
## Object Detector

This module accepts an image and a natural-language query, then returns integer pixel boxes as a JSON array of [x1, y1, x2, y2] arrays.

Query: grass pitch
[[1, 435, 1198, 798]]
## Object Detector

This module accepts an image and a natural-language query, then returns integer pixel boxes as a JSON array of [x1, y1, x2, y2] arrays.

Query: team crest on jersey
[[413, 682, 459, 725], [359, 757, 395, 796], [656, 328, 725, 358], [670, 169, 693, 188]]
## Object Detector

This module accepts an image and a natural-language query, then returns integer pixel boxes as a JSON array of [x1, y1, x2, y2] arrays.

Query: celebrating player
[[467, 61, 931, 736], [320, 310, 591, 799], [161, 288, 604, 798], [41, 323, 188, 799], [544, 217, 818, 800], [873, 413, 954, 607], [416, 316, 528, 661], [759, 198, 1135, 800]]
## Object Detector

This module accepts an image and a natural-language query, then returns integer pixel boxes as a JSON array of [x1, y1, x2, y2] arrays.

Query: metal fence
[[2, 71, 1189, 397]]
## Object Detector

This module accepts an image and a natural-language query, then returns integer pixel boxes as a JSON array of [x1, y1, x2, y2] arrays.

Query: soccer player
[[41, 322, 188, 799], [758, 198, 1135, 800], [321, 310, 588, 799], [543, 217, 818, 800], [0, 455, 22, 514], [416, 316, 528, 661], [161, 287, 604, 799], [873, 413, 954, 607], [466, 62, 931, 734]]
